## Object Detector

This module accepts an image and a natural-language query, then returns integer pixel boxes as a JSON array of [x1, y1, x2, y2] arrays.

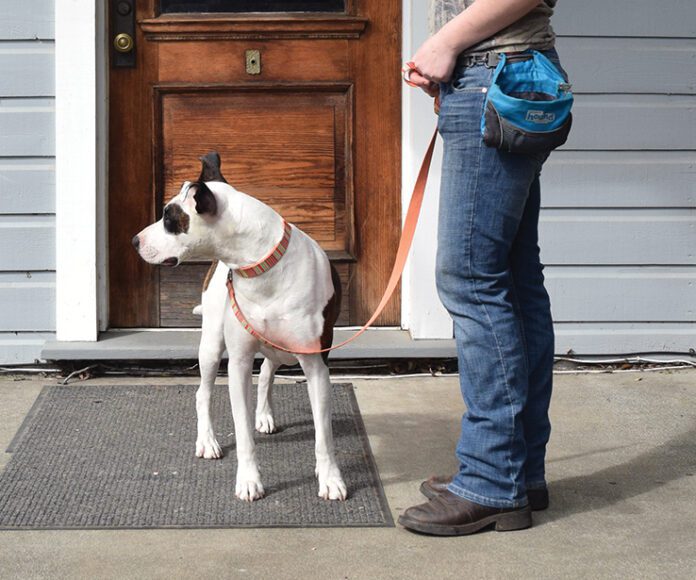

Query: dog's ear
[[193, 182, 218, 216], [198, 151, 227, 183]]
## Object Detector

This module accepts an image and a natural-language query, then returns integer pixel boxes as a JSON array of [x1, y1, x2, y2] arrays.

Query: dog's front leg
[[228, 355, 265, 501], [195, 324, 225, 459], [298, 354, 347, 501]]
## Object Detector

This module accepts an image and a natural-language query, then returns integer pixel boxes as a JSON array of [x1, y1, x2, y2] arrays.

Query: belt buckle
[[486, 52, 499, 68]]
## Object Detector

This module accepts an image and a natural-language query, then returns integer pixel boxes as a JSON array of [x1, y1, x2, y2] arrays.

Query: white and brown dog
[[132, 152, 346, 502]]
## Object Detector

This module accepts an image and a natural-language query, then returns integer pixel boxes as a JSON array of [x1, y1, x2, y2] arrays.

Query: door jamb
[[400, 0, 453, 339], [55, 0, 109, 340]]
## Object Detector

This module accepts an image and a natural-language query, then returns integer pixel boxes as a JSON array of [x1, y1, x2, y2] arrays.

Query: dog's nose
[[132, 235, 140, 251]]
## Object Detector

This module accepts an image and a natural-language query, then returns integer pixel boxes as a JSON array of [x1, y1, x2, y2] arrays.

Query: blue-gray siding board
[[0, 159, 55, 214], [0, 98, 55, 157], [544, 152, 695, 209], [557, 38, 696, 95], [0, 1, 54, 40], [553, 0, 696, 38], [0, 42, 55, 97], [0, 272, 55, 331], [0, 215, 55, 270], [0, 0, 55, 364], [0, 332, 55, 365]]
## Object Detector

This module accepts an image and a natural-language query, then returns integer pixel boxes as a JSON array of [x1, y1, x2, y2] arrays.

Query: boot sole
[[398, 505, 532, 536], [419, 482, 549, 511]]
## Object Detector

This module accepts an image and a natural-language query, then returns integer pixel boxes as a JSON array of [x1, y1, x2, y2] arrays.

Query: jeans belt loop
[[486, 51, 500, 68]]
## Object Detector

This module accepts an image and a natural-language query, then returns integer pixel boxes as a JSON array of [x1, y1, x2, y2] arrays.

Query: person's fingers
[[409, 71, 440, 98], [411, 63, 444, 83], [409, 70, 433, 89], [411, 66, 435, 83]]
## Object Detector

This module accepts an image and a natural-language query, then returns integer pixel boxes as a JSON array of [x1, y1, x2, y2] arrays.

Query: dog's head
[[132, 152, 226, 267]]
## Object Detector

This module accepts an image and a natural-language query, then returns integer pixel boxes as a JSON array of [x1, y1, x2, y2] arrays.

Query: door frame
[[55, 0, 108, 341], [54, 0, 451, 341], [400, 0, 452, 339]]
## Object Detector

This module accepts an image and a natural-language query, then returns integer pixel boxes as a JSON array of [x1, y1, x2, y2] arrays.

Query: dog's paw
[[318, 476, 347, 501], [235, 463, 264, 502], [316, 464, 347, 501], [195, 433, 222, 459], [235, 479, 265, 502], [255, 411, 276, 434]]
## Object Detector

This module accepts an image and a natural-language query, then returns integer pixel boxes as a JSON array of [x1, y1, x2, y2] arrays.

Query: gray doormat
[[0, 383, 393, 529]]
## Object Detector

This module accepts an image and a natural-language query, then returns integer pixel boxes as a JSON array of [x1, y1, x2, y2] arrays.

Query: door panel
[[160, 0, 345, 13], [158, 88, 352, 255], [157, 41, 350, 84], [109, 0, 401, 328]]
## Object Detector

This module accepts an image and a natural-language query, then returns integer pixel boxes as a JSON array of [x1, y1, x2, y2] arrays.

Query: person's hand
[[404, 68, 440, 98], [408, 31, 460, 97]]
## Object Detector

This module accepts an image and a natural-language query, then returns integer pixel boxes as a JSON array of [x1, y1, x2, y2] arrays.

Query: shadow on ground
[[361, 409, 696, 522]]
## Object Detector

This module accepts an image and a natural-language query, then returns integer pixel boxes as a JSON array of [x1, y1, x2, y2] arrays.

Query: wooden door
[[109, 0, 401, 328]]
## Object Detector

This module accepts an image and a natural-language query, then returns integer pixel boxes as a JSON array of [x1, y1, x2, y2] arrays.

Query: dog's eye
[[163, 205, 190, 235]]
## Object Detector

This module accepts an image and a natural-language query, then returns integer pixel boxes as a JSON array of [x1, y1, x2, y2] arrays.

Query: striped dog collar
[[234, 218, 292, 279]]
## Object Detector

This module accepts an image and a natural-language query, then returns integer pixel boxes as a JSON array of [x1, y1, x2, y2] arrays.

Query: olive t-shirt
[[429, 0, 556, 55]]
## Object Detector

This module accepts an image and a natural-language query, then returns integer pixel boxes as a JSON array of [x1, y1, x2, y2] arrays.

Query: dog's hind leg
[[297, 353, 347, 501], [256, 357, 278, 434]]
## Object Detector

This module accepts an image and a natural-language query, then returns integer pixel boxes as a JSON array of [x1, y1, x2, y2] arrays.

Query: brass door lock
[[114, 33, 134, 53], [111, 0, 135, 67]]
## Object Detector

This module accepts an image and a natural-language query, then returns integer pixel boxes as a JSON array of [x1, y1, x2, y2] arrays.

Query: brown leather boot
[[420, 474, 549, 511], [398, 489, 532, 536]]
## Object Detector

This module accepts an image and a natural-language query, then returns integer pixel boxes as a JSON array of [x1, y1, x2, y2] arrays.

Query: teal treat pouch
[[481, 50, 573, 154]]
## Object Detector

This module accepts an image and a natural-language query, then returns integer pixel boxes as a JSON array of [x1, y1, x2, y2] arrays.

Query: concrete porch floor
[[1, 370, 695, 579]]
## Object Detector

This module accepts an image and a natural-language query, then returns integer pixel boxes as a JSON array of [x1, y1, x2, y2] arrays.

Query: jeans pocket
[[450, 65, 491, 93], [451, 81, 488, 93]]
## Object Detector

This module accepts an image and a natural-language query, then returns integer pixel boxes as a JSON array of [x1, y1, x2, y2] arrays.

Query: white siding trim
[[401, 0, 453, 339], [55, 0, 107, 341]]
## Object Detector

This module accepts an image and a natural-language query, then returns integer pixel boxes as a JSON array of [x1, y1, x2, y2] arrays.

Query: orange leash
[[226, 128, 438, 355]]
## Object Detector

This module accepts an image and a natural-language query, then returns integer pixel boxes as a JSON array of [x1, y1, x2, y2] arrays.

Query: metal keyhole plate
[[246, 50, 261, 75]]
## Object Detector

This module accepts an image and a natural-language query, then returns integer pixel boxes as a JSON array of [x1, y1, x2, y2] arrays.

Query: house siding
[[541, 0, 696, 353], [0, 1, 55, 364]]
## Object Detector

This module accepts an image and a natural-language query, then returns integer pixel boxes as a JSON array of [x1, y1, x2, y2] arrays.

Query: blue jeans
[[436, 50, 566, 508]]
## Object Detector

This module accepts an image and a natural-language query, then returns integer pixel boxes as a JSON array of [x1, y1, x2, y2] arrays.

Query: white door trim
[[401, 0, 453, 339], [55, 0, 108, 341]]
